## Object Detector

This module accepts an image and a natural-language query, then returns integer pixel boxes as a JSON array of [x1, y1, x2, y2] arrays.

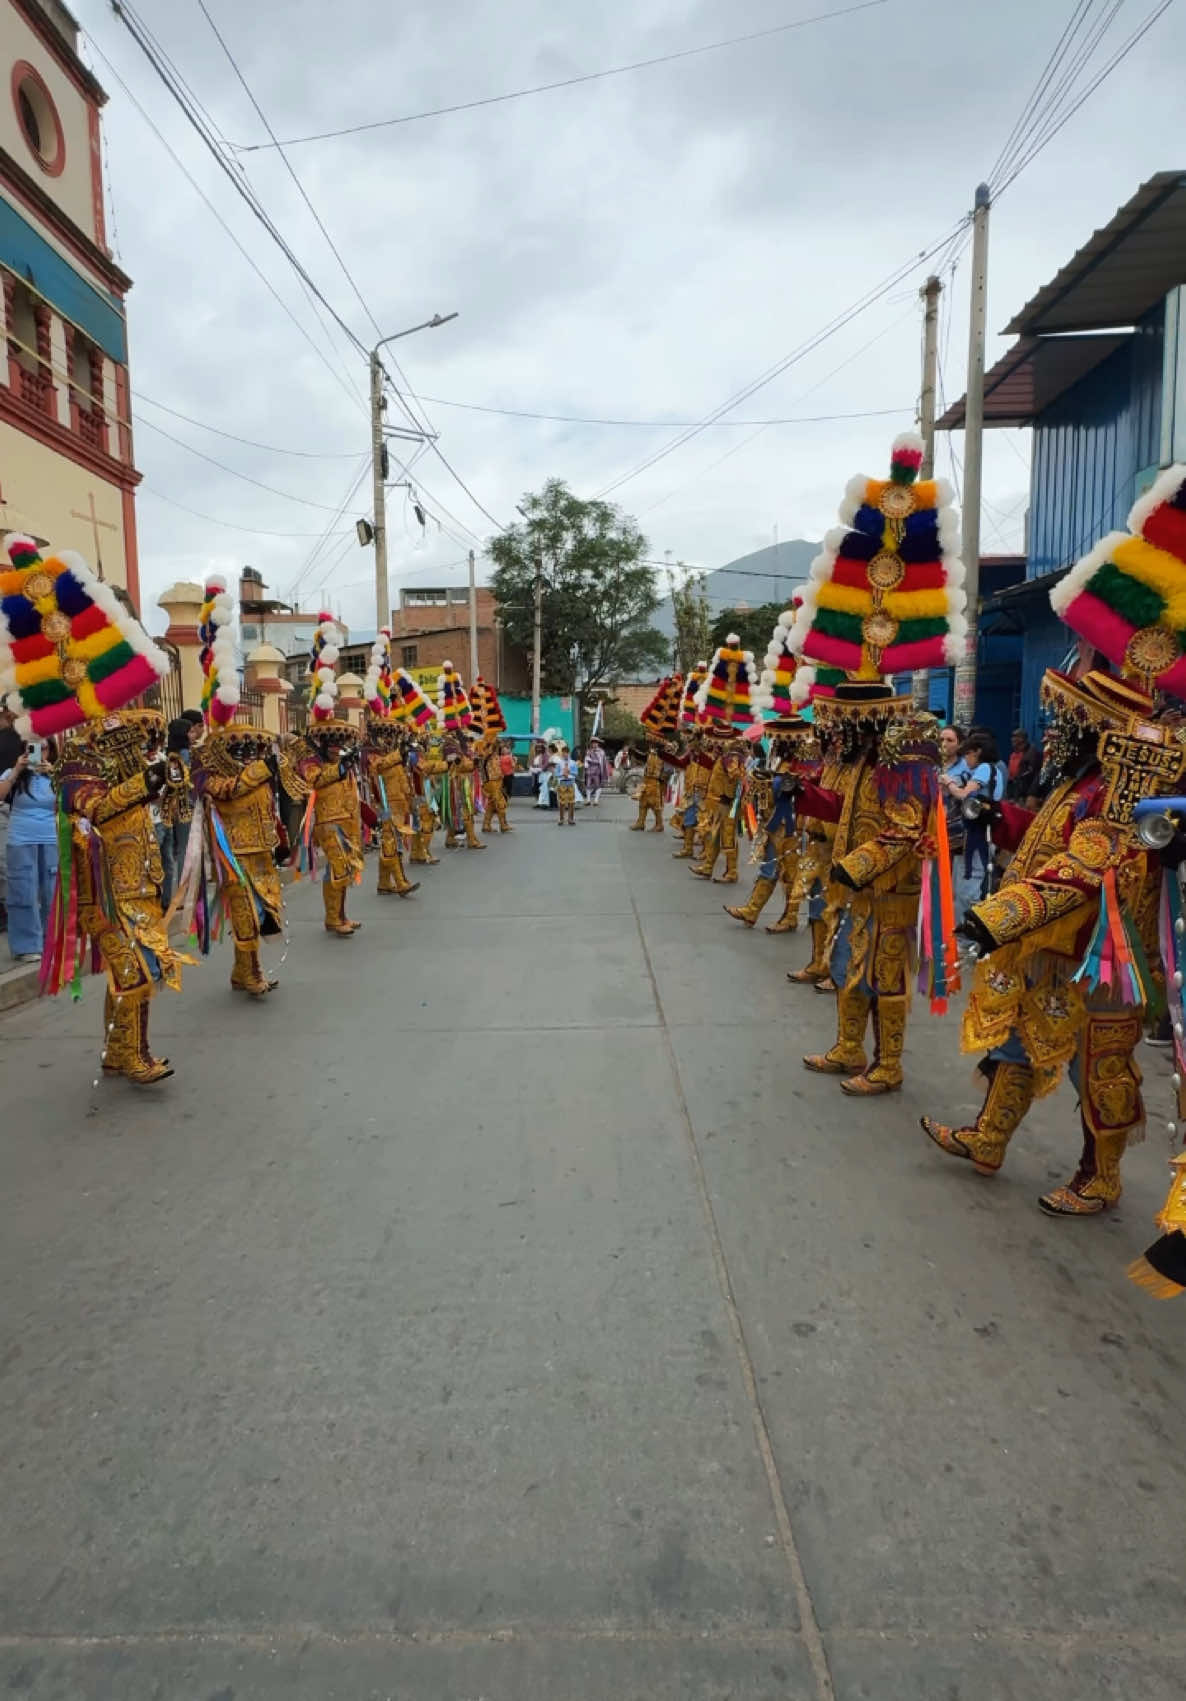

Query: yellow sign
[[409, 665, 441, 690]]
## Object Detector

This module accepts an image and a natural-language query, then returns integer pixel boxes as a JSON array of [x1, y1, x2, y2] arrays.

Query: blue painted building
[[940, 170, 1186, 743]]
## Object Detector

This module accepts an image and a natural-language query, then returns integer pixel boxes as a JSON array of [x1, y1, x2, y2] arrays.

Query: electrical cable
[[232, 0, 890, 150], [134, 392, 362, 457], [986, 0, 1097, 189], [87, 35, 367, 416], [593, 217, 969, 501], [992, 0, 1126, 191], [134, 413, 363, 510], [141, 486, 356, 537], [411, 396, 913, 428]]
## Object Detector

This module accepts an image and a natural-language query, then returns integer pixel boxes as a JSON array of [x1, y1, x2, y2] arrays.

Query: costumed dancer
[[0, 533, 186, 1083], [363, 633, 419, 898], [554, 742, 580, 824], [725, 607, 818, 930], [671, 664, 712, 859], [287, 615, 365, 937], [187, 576, 286, 995], [473, 676, 513, 834], [922, 466, 1186, 1216], [689, 637, 760, 882], [392, 668, 439, 865], [437, 662, 485, 850], [631, 674, 682, 831], [789, 433, 967, 1096]]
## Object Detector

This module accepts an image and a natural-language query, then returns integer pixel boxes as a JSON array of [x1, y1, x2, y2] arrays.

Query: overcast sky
[[73, 0, 1186, 633]]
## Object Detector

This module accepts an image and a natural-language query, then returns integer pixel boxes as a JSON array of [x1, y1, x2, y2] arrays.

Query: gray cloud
[[72, 0, 1186, 634]]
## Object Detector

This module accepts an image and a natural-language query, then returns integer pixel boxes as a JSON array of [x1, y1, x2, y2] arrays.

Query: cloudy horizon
[[71, 0, 1186, 635]]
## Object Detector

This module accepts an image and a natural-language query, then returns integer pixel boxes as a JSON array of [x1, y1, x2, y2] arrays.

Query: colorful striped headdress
[[436, 660, 472, 731], [198, 574, 242, 726], [695, 637, 759, 729], [470, 675, 507, 737], [756, 602, 801, 718], [640, 672, 684, 738], [789, 432, 967, 703], [678, 663, 708, 726], [307, 612, 341, 723], [0, 534, 170, 737], [391, 666, 436, 728], [363, 627, 394, 718], [1050, 465, 1186, 697]]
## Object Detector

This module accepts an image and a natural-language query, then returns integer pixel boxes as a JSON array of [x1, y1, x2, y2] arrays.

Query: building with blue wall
[[940, 171, 1186, 743]]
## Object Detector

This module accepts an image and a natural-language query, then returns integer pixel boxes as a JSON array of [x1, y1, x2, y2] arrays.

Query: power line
[[986, 0, 1096, 189], [140, 485, 357, 537], [134, 392, 361, 457], [594, 217, 969, 501], [413, 396, 913, 428], [87, 35, 367, 416], [134, 412, 360, 510], [233, 0, 890, 150]]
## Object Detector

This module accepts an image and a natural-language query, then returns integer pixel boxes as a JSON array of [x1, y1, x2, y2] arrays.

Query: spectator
[[1006, 727, 1042, 804], [584, 736, 609, 806], [0, 704, 21, 936], [945, 729, 1000, 921], [499, 740, 516, 800], [938, 725, 967, 899], [158, 717, 198, 908], [0, 738, 59, 963]]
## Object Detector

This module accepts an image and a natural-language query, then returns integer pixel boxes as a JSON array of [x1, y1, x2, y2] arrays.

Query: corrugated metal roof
[[1003, 170, 1186, 336], [937, 332, 1129, 429]]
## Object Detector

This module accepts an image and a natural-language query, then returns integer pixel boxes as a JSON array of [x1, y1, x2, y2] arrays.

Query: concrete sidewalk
[[0, 792, 1182, 1699]]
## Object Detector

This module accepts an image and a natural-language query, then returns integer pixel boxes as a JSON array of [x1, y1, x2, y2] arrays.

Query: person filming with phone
[[0, 735, 59, 963]]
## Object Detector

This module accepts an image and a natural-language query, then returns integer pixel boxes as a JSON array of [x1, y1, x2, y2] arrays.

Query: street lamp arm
[[372, 312, 459, 360]]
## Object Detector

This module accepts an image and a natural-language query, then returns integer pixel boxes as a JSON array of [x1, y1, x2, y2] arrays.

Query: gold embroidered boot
[[766, 888, 801, 935], [788, 918, 830, 983], [921, 1059, 1035, 1175], [803, 984, 870, 1076], [843, 993, 907, 1095], [725, 875, 777, 926]]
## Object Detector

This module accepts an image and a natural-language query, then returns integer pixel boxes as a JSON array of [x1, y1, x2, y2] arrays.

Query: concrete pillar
[[157, 580, 205, 712], [336, 671, 365, 728], [245, 641, 288, 736]]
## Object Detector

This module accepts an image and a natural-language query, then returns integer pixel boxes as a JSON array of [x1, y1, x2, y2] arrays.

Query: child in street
[[553, 745, 580, 825]]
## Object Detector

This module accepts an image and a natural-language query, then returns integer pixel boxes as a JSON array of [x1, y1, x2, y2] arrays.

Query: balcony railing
[[16, 363, 54, 417], [76, 406, 108, 452]]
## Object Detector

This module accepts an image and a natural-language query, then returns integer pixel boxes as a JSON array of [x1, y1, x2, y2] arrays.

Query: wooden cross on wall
[[70, 491, 118, 579]]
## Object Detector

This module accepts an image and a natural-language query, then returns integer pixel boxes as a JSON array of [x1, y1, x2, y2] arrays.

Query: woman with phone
[[0, 738, 58, 963]]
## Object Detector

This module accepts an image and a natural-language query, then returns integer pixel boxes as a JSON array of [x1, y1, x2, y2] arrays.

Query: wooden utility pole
[[912, 272, 942, 709], [467, 549, 479, 682], [369, 350, 388, 633], [531, 551, 543, 736], [954, 183, 991, 729]]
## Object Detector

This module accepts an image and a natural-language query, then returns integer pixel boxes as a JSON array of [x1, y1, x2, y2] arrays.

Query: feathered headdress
[[1050, 464, 1186, 696], [307, 612, 341, 723], [198, 574, 242, 726], [363, 627, 394, 718], [756, 602, 801, 718], [678, 663, 708, 726], [0, 533, 170, 737], [436, 660, 472, 731], [391, 666, 437, 728], [640, 673, 684, 738], [789, 432, 967, 703], [470, 675, 507, 737], [695, 637, 759, 729]]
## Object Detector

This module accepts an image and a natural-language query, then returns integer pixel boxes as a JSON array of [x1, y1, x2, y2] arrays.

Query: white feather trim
[[319, 644, 340, 667], [892, 430, 925, 457], [1048, 531, 1125, 615], [790, 667, 814, 706], [725, 632, 740, 646], [314, 690, 337, 712], [942, 614, 969, 666], [1128, 464, 1186, 537], [934, 477, 955, 508], [942, 553, 967, 592], [937, 510, 961, 551], [53, 549, 171, 678]]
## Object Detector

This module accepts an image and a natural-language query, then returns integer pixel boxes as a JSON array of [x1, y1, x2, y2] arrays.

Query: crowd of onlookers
[[940, 724, 1043, 923]]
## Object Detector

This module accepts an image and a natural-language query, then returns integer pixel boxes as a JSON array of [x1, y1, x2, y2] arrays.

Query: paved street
[[1, 791, 1184, 1701]]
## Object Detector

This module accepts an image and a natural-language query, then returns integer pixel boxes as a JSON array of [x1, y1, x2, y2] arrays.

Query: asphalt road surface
[[1, 791, 1183, 1700]]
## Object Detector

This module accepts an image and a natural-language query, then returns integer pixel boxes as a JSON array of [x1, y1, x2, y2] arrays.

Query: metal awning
[[1003, 170, 1186, 336], [937, 332, 1129, 429]]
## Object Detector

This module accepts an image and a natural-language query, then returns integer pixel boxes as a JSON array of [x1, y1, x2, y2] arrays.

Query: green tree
[[709, 601, 788, 656], [668, 568, 712, 675], [488, 479, 668, 694]]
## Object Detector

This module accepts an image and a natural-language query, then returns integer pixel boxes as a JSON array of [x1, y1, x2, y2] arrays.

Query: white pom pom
[[206, 572, 227, 592], [314, 690, 336, 712], [319, 644, 340, 666], [934, 478, 955, 508], [892, 430, 925, 457], [726, 632, 740, 647], [317, 666, 334, 685], [220, 682, 240, 706]]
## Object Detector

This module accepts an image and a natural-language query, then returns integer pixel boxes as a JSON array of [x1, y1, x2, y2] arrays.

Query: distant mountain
[[650, 540, 819, 640]]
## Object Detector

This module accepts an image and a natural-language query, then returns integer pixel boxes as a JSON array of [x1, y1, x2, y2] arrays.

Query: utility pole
[[369, 349, 388, 633], [467, 549, 479, 682], [954, 183, 991, 729], [531, 551, 543, 737], [912, 272, 942, 709], [367, 312, 458, 634]]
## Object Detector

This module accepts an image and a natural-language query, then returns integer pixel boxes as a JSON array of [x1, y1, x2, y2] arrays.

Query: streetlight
[[369, 313, 458, 631]]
